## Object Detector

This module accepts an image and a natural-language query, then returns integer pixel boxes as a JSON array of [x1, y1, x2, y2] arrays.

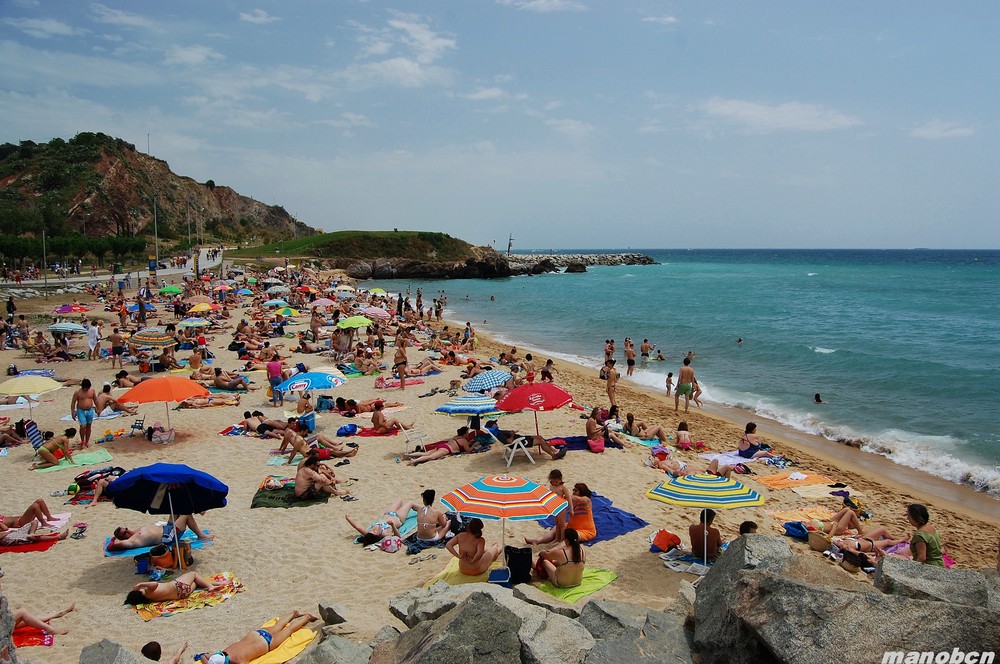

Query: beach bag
[[733, 463, 753, 475], [782, 522, 809, 542], [316, 396, 335, 412], [139, 362, 152, 373], [151, 428, 175, 444], [649, 528, 682, 553], [505, 545, 533, 585], [298, 412, 316, 433], [587, 436, 605, 453], [380, 536, 403, 553], [149, 545, 175, 569], [337, 424, 358, 437], [808, 530, 832, 552]]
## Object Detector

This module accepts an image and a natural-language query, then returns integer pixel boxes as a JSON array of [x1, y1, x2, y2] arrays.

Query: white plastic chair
[[502, 436, 535, 468], [402, 426, 429, 455]]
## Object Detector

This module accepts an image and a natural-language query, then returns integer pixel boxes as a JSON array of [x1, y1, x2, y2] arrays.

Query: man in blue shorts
[[70, 378, 97, 448]]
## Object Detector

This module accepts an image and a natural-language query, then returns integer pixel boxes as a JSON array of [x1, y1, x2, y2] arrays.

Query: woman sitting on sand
[[621, 413, 671, 442], [124, 571, 222, 606], [404, 427, 474, 466], [534, 528, 585, 588], [446, 518, 502, 576], [737, 422, 777, 460], [897, 503, 944, 567], [371, 401, 414, 434], [525, 470, 573, 546], [566, 484, 597, 542]]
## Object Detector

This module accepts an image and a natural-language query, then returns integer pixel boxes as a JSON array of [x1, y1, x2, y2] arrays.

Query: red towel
[[0, 540, 59, 555], [357, 427, 400, 437], [13, 625, 54, 648]]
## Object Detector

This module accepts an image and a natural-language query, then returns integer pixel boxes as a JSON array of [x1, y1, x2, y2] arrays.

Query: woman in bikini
[[446, 518, 501, 576], [738, 422, 777, 459], [525, 470, 573, 546], [346, 499, 418, 546], [404, 427, 473, 466], [392, 328, 409, 390], [534, 528, 586, 588], [1, 498, 58, 532], [832, 526, 908, 557], [371, 401, 414, 434], [335, 397, 404, 415], [566, 483, 597, 542], [125, 572, 222, 606]]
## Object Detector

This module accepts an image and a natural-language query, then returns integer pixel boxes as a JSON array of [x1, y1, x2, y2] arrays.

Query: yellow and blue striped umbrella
[[434, 395, 503, 418], [645, 473, 764, 509]]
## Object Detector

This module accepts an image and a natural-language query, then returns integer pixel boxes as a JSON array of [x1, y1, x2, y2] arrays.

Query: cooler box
[[298, 412, 316, 433], [487, 568, 512, 588]]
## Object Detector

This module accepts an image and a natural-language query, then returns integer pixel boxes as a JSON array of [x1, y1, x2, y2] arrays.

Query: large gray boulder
[[579, 599, 693, 663], [297, 635, 372, 664], [0, 594, 17, 664], [389, 581, 594, 664], [346, 261, 372, 279], [371, 592, 521, 664], [371, 258, 395, 279], [78, 639, 146, 664], [874, 556, 994, 608], [734, 572, 1000, 663]]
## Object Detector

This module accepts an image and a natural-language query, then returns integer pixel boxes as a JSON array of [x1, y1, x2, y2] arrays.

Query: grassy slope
[[227, 230, 476, 262]]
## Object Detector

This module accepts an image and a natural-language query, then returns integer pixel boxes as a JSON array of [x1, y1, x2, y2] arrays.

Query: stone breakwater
[[507, 253, 657, 269]]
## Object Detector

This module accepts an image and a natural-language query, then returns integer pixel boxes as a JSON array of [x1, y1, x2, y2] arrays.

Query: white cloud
[[239, 9, 281, 25], [0, 39, 158, 87], [164, 45, 225, 66], [704, 97, 862, 132], [910, 119, 974, 140], [463, 87, 505, 101], [642, 16, 678, 26], [90, 3, 153, 29], [546, 117, 595, 138], [638, 119, 666, 134], [386, 11, 456, 64], [338, 57, 453, 89], [318, 112, 374, 129], [497, 0, 586, 12], [2, 17, 78, 39]]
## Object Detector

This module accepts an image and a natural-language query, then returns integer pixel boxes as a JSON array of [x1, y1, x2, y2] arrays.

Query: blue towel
[[538, 492, 648, 546], [103, 529, 212, 557]]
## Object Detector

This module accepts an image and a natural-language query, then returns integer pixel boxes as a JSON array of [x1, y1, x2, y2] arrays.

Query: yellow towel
[[249, 619, 317, 664], [422, 557, 503, 589]]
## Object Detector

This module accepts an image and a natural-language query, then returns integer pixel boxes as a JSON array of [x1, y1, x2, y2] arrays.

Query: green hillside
[[228, 230, 477, 262]]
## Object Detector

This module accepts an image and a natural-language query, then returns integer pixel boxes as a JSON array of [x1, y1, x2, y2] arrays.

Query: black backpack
[[504, 545, 533, 586]]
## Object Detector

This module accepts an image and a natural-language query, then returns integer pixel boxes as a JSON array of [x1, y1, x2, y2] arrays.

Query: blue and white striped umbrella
[[263, 299, 289, 307], [275, 370, 346, 393], [47, 322, 88, 334], [463, 370, 513, 393], [127, 303, 157, 312], [435, 395, 503, 418], [177, 317, 212, 328]]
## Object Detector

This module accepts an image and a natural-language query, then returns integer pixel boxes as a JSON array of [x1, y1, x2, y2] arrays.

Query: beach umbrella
[[185, 295, 212, 304], [646, 473, 764, 565], [159, 285, 183, 295], [187, 303, 221, 313], [0, 376, 63, 418], [335, 284, 356, 292], [266, 285, 291, 295], [275, 370, 346, 394], [262, 299, 289, 307], [105, 462, 228, 569], [127, 303, 157, 312], [47, 322, 88, 335], [177, 317, 212, 328], [118, 376, 208, 430], [369, 288, 387, 295], [296, 285, 317, 293], [463, 370, 513, 394], [246, 277, 258, 284], [212, 284, 232, 292], [435, 395, 503, 419], [441, 475, 568, 563], [308, 298, 336, 309], [272, 307, 300, 317], [129, 329, 176, 348], [336, 315, 373, 330], [53, 304, 90, 314], [496, 383, 574, 436], [261, 278, 283, 285], [361, 306, 391, 321], [235, 288, 253, 295], [200, 275, 212, 281]]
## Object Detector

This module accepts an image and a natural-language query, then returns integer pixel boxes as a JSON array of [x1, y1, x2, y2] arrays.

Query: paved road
[[8, 247, 224, 288]]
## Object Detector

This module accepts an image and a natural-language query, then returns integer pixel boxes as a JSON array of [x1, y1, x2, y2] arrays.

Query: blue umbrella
[[435, 395, 504, 418], [236, 288, 253, 295], [463, 370, 513, 393], [127, 303, 158, 312], [275, 370, 346, 393], [263, 299, 289, 307]]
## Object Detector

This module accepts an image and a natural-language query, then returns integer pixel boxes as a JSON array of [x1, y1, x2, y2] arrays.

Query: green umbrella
[[159, 285, 183, 294], [369, 288, 387, 295], [247, 277, 258, 284], [336, 315, 374, 330]]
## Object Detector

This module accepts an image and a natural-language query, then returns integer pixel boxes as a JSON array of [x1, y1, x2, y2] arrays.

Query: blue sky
[[1, 1, 997, 249]]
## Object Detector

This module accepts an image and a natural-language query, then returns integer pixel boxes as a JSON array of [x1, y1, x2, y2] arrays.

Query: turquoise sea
[[383, 249, 1000, 498]]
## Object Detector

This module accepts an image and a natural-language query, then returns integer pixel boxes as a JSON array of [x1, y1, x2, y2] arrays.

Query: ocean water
[[382, 249, 1000, 498]]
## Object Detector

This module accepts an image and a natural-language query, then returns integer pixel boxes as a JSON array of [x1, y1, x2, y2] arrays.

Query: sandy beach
[[1, 284, 998, 663]]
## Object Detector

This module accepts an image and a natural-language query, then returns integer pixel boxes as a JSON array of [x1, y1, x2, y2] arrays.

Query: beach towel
[[549, 435, 623, 452], [698, 451, 759, 464], [65, 489, 110, 506], [218, 424, 266, 438], [537, 568, 617, 604], [60, 408, 123, 421], [33, 448, 113, 473], [207, 386, 248, 394], [0, 512, 72, 555], [755, 470, 835, 490], [248, 618, 317, 664], [422, 556, 503, 589], [354, 510, 419, 545], [620, 433, 659, 447], [266, 454, 301, 466], [356, 405, 408, 419], [104, 528, 212, 557], [129, 571, 244, 621], [764, 506, 835, 523], [12, 625, 53, 648], [13, 369, 55, 378], [790, 484, 864, 499], [537, 492, 647, 546], [356, 427, 399, 437], [374, 377, 424, 389], [250, 482, 329, 509]]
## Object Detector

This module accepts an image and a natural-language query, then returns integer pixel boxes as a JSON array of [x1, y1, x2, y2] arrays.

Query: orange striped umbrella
[[118, 376, 208, 430]]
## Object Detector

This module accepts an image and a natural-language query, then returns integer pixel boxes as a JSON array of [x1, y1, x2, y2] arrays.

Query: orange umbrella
[[118, 376, 208, 429]]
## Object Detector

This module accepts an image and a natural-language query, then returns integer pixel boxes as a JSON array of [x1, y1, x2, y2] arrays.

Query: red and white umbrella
[[495, 383, 574, 436]]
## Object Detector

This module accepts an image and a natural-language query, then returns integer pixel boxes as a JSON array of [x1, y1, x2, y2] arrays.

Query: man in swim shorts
[[195, 611, 319, 664], [70, 378, 98, 448], [108, 328, 126, 370], [674, 357, 695, 414]]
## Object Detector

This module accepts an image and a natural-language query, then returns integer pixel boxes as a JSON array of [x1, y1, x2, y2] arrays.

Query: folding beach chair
[[402, 426, 429, 455], [502, 436, 535, 468], [24, 420, 44, 456], [129, 416, 146, 437]]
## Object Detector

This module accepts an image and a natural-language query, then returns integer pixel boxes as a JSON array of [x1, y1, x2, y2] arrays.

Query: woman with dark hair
[[737, 422, 777, 460], [345, 498, 423, 546], [446, 518, 501, 576], [566, 484, 597, 542], [535, 528, 586, 588], [905, 503, 944, 567], [124, 572, 221, 606]]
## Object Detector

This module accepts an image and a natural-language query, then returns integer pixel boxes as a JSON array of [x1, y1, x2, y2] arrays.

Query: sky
[[1, 1, 997, 250]]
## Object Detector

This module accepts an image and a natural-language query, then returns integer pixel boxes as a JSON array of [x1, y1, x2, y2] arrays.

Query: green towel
[[267, 454, 303, 466], [34, 448, 113, 472], [537, 568, 617, 603], [250, 484, 329, 508]]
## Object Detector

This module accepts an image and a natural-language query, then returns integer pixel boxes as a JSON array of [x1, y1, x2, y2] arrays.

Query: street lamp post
[[152, 193, 160, 267]]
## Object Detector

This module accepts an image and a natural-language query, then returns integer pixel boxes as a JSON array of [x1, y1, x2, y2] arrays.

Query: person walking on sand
[[70, 378, 97, 448], [675, 358, 695, 413], [605, 359, 619, 407]]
